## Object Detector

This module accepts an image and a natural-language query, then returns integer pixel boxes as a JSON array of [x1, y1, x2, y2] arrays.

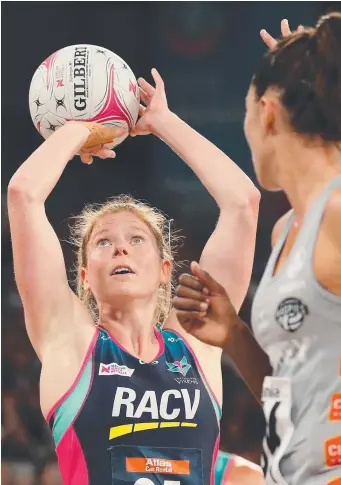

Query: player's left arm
[[138, 70, 260, 376], [155, 112, 260, 312], [158, 107, 260, 400], [147, 82, 260, 312], [164, 161, 259, 399]]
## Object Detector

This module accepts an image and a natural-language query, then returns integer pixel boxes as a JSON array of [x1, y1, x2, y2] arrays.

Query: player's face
[[244, 85, 281, 191], [81, 211, 171, 308]]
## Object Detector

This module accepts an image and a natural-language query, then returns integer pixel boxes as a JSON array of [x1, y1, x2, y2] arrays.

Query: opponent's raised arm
[[173, 263, 272, 401], [8, 123, 124, 356], [133, 69, 260, 311]]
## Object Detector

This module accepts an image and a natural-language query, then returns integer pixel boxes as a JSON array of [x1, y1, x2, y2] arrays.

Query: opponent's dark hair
[[253, 12, 341, 142]]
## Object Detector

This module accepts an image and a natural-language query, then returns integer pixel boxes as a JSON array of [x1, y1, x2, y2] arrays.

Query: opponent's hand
[[173, 262, 239, 348], [71, 122, 127, 164], [131, 68, 170, 137], [260, 18, 304, 50]]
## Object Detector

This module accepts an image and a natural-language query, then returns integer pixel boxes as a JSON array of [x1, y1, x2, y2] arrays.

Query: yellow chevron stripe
[[134, 422, 159, 432], [109, 424, 133, 439], [160, 422, 181, 428], [109, 421, 197, 439], [181, 422, 197, 427]]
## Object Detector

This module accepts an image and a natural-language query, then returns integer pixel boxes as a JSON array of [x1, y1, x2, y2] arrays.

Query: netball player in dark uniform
[[8, 68, 260, 485]]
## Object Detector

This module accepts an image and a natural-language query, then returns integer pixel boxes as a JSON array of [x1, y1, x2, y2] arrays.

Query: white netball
[[29, 44, 140, 147]]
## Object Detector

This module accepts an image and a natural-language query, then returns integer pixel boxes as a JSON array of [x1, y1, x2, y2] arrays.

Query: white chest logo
[[112, 387, 201, 420]]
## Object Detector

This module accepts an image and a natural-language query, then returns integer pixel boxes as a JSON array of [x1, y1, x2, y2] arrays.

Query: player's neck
[[97, 299, 159, 361], [275, 140, 341, 220]]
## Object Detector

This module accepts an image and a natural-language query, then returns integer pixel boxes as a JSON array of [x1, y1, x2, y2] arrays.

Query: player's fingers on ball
[[82, 143, 102, 153], [281, 18, 292, 37], [85, 144, 104, 155], [138, 104, 146, 117], [260, 29, 277, 49], [130, 125, 144, 137], [103, 142, 115, 150], [80, 153, 93, 164], [151, 68, 165, 89], [102, 126, 126, 143], [96, 148, 116, 159], [172, 297, 208, 313], [139, 88, 150, 105], [175, 285, 207, 302], [178, 273, 204, 292], [138, 77, 155, 96], [139, 86, 150, 98]]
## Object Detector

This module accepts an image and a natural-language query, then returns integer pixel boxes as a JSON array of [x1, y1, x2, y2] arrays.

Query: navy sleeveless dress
[[47, 326, 221, 485]]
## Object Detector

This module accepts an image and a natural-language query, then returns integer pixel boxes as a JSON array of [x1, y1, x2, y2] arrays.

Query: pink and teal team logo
[[166, 356, 191, 376]]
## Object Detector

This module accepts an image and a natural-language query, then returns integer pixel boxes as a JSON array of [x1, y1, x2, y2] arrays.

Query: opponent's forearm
[[152, 111, 259, 208], [8, 124, 88, 203], [224, 317, 272, 402]]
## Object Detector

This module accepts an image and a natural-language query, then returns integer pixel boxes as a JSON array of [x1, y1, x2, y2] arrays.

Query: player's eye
[[131, 236, 144, 245], [97, 239, 111, 247]]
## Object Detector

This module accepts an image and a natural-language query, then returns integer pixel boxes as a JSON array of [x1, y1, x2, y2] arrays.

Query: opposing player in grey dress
[[173, 13, 341, 485]]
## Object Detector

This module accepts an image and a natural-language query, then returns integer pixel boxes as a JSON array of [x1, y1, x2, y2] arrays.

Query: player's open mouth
[[111, 266, 135, 276]]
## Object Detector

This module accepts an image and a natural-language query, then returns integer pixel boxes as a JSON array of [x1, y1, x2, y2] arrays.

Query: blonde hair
[[70, 195, 179, 324]]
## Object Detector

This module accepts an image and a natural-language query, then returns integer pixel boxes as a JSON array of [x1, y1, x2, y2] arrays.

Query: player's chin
[[109, 276, 136, 289]]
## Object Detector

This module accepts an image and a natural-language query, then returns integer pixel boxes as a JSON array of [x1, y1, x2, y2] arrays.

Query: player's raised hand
[[72, 122, 127, 164], [131, 68, 169, 137], [173, 262, 240, 348], [260, 19, 305, 50]]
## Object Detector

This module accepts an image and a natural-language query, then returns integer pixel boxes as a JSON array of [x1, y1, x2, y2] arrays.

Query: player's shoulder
[[323, 185, 341, 248], [271, 210, 293, 249], [232, 455, 262, 473], [226, 456, 264, 485], [163, 311, 222, 357]]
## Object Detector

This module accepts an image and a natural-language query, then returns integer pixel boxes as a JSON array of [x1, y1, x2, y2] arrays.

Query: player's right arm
[[7, 123, 121, 358]]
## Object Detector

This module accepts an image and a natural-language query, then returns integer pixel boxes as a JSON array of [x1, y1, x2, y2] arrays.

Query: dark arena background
[[2, 2, 340, 485]]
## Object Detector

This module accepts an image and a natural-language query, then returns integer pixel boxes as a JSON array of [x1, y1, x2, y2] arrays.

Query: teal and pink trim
[[45, 330, 98, 485], [214, 451, 235, 485], [222, 454, 235, 483], [211, 435, 221, 485], [163, 328, 222, 423], [46, 328, 99, 433], [56, 425, 89, 485], [100, 325, 165, 362]]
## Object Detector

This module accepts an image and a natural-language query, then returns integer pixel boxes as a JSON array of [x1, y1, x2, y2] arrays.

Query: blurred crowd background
[[2, 2, 340, 484]]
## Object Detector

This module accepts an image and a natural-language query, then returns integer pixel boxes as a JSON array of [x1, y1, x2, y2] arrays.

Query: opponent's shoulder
[[271, 210, 293, 249], [323, 186, 341, 248]]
